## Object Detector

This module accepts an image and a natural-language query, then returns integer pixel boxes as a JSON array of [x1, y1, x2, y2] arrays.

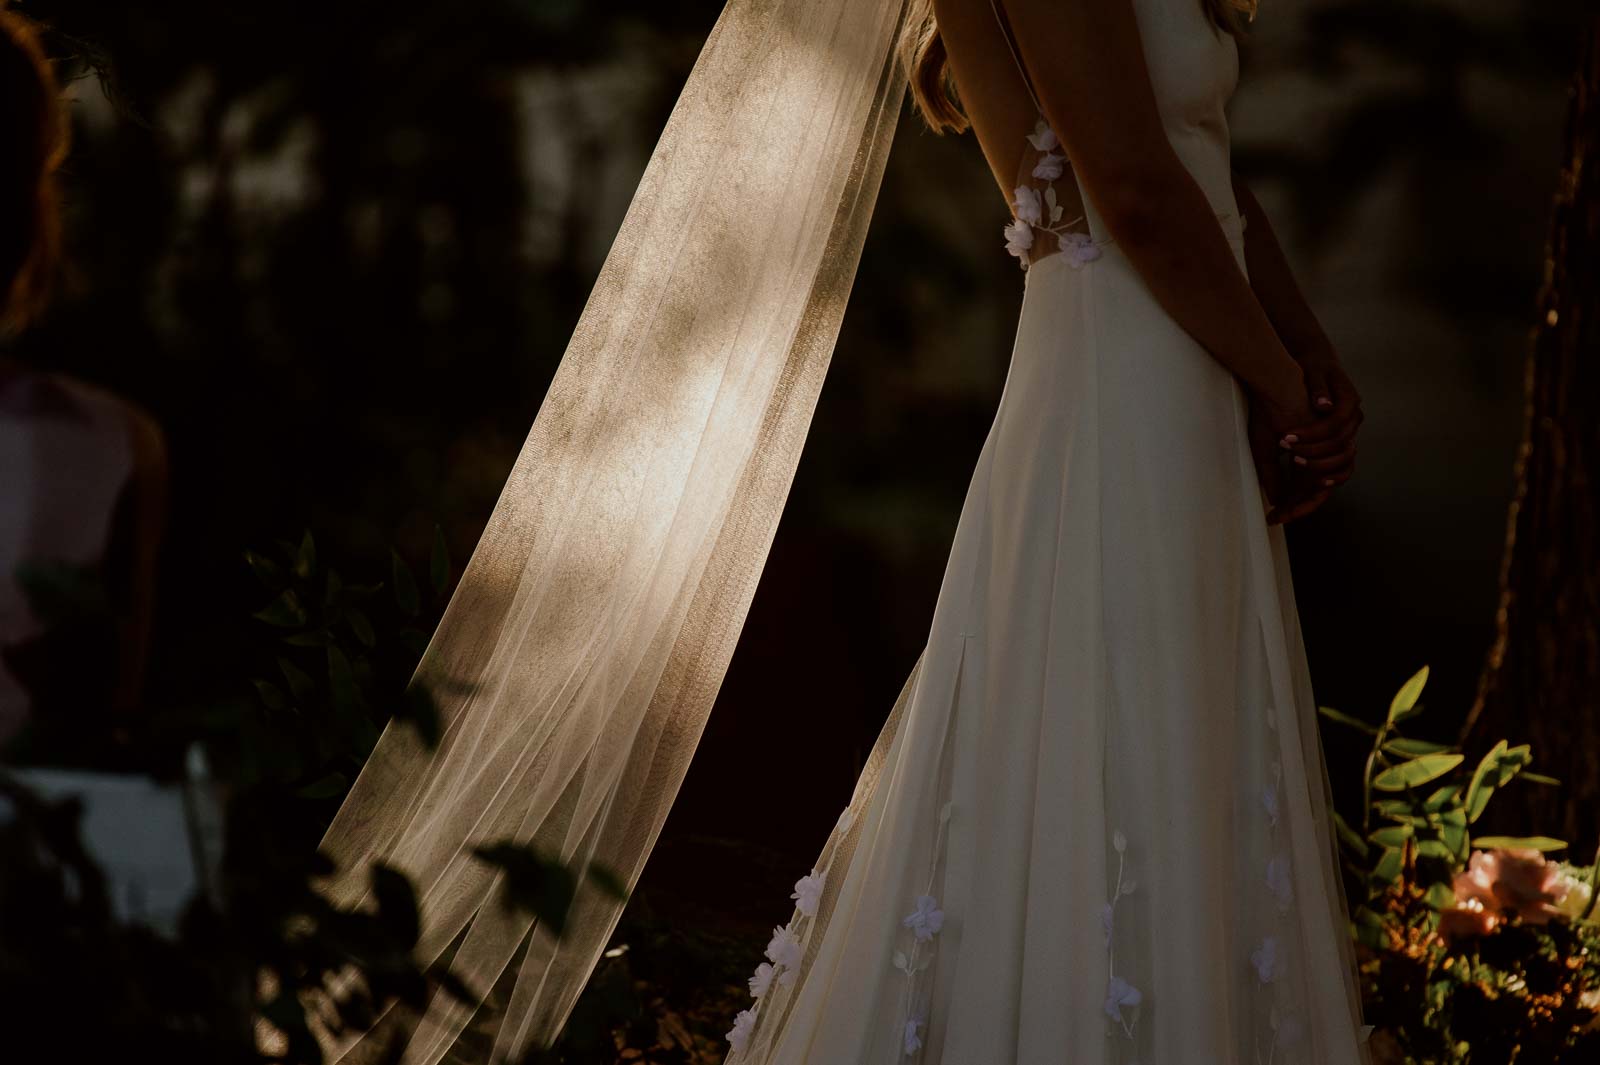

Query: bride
[[317, 0, 1373, 1062]]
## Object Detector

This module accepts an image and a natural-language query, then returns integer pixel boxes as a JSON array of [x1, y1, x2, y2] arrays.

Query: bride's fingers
[[1268, 488, 1331, 525], [1288, 438, 1356, 468], [1278, 407, 1363, 451], [1285, 425, 1357, 459]]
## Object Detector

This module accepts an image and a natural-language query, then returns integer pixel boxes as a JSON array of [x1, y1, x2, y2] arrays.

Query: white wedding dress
[[720, 2, 1372, 1063]]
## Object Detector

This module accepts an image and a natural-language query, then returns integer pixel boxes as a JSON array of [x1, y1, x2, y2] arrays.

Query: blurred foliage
[[1321, 667, 1600, 1063], [0, 527, 626, 1063]]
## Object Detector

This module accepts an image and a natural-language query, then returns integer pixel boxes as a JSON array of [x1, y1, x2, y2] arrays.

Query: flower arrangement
[[1321, 667, 1600, 1063]]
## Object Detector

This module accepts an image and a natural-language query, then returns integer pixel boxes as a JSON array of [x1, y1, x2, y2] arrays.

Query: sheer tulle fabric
[[313, 0, 911, 1060]]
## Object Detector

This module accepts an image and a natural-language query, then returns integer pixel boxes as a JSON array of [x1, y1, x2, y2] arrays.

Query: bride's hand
[[1275, 356, 1362, 491], [1247, 376, 1339, 524]]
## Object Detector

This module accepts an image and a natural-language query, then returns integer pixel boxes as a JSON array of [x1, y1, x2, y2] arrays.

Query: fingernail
[[1322, 478, 1335, 486], [1316, 397, 1333, 409], [1294, 456, 1307, 466], [1283, 434, 1298, 444]]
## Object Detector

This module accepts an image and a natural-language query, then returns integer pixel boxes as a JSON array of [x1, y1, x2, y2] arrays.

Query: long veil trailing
[[315, 0, 914, 1060]]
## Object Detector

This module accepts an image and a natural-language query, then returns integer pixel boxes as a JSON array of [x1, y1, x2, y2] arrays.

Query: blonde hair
[[0, 8, 68, 330], [898, 0, 1257, 134]]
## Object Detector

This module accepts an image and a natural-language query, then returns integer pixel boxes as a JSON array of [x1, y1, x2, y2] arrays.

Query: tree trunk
[[1459, 21, 1600, 852]]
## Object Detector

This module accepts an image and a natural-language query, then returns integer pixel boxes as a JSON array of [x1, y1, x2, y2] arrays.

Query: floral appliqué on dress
[[1003, 119, 1109, 271]]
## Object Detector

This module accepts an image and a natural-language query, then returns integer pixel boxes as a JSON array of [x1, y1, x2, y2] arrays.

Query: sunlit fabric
[[313, 0, 913, 1060]]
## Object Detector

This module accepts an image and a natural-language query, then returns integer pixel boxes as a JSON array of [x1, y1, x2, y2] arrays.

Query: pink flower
[[1438, 896, 1500, 945], [1453, 848, 1565, 926]]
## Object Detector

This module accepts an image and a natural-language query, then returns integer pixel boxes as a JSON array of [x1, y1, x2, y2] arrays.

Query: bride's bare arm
[[1234, 174, 1362, 476], [990, 0, 1306, 414]]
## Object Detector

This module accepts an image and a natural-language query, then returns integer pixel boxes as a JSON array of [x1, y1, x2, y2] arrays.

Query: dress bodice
[[996, 0, 1243, 269]]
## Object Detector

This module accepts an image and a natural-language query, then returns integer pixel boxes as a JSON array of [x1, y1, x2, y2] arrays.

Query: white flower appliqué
[[903, 1015, 925, 1055], [1031, 151, 1067, 182], [1060, 231, 1102, 267], [1104, 975, 1143, 1023], [765, 923, 803, 980], [1103, 826, 1144, 1040], [901, 895, 945, 942], [1012, 185, 1043, 226], [1004, 219, 1035, 263], [791, 871, 825, 918], [1026, 118, 1060, 151], [748, 961, 776, 999], [726, 1008, 757, 1054]]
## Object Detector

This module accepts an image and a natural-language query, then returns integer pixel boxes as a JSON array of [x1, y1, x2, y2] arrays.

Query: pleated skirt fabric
[[725, 234, 1371, 1065]]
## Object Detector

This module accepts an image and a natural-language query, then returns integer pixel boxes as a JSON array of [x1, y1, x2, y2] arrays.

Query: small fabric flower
[[1012, 185, 1043, 226], [1262, 783, 1280, 828], [748, 961, 776, 998], [1031, 151, 1066, 182], [727, 1008, 757, 1053], [1026, 118, 1059, 152], [902, 894, 945, 942], [1266, 855, 1293, 913], [1104, 975, 1142, 1023], [1061, 231, 1102, 266], [836, 806, 857, 835], [765, 924, 803, 971], [903, 1015, 925, 1055], [1251, 935, 1279, 983], [792, 871, 825, 918], [1003, 219, 1034, 263], [1101, 901, 1115, 948]]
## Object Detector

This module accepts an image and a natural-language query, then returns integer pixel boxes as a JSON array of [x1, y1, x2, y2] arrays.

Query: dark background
[[4, 0, 1587, 896]]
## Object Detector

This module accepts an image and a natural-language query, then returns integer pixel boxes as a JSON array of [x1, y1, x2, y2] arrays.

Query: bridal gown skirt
[[722, 227, 1370, 1065]]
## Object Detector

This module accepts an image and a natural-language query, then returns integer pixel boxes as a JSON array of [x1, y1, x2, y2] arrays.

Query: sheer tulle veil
[[314, 0, 915, 1060]]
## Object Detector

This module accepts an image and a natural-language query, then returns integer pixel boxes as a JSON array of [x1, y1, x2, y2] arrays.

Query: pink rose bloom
[[1448, 848, 1569, 939]]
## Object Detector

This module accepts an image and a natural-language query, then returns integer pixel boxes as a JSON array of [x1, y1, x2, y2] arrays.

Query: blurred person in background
[[0, 5, 166, 752]]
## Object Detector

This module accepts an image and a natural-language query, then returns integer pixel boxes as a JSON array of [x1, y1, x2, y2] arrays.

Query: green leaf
[[295, 771, 348, 799], [430, 525, 451, 599], [1416, 839, 1455, 861], [400, 627, 431, 658], [1424, 784, 1462, 812], [283, 629, 334, 647], [295, 530, 317, 581], [1372, 753, 1464, 792], [1423, 881, 1457, 909], [324, 568, 344, 607], [244, 549, 284, 588], [252, 679, 289, 712], [1334, 810, 1370, 858], [1383, 737, 1453, 758], [1472, 835, 1567, 852], [1318, 705, 1379, 735], [1371, 846, 1404, 884], [348, 608, 377, 648], [327, 646, 359, 712], [1441, 823, 1468, 860], [254, 589, 308, 628], [1520, 771, 1562, 786], [1368, 824, 1415, 848], [1495, 744, 1532, 786], [278, 657, 316, 703], [1386, 666, 1430, 725], [392, 550, 421, 618], [1465, 740, 1507, 823]]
